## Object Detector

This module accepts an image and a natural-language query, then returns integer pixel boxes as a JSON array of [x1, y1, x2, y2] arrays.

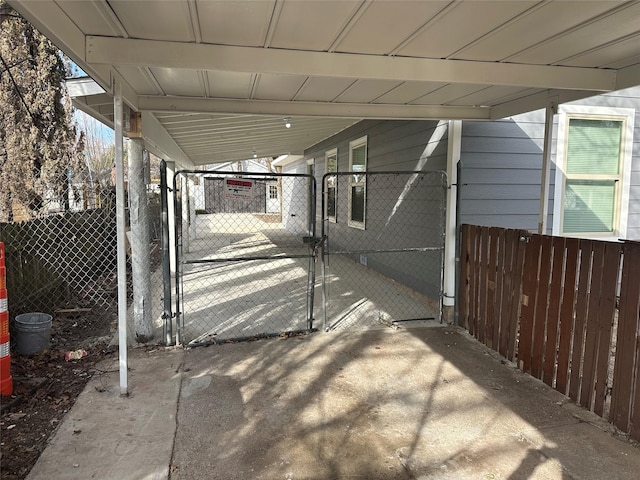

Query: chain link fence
[[0, 160, 163, 343], [173, 171, 317, 345], [321, 171, 447, 331]]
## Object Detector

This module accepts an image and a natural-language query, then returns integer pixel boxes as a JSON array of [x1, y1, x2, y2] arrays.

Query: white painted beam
[[489, 89, 598, 120], [86, 36, 617, 92], [138, 96, 490, 120], [141, 112, 194, 168], [616, 62, 640, 91]]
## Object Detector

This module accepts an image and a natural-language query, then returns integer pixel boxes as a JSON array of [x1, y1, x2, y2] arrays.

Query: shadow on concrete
[[171, 326, 640, 479]]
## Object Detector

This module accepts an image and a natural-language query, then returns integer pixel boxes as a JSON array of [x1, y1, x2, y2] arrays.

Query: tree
[[0, 1, 85, 222]]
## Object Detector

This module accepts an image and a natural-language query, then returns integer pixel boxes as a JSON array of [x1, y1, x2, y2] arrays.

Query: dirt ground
[[0, 308, 116, 479]]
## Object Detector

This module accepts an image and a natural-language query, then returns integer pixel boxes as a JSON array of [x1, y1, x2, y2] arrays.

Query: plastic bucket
[[14, 313, 52, 355]]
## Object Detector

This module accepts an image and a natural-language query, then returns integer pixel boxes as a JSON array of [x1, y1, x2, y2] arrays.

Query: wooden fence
[[460, 224, 640, 441]]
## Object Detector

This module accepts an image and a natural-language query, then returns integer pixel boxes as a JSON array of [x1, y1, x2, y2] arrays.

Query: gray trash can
[[14, 313, 52, 355]]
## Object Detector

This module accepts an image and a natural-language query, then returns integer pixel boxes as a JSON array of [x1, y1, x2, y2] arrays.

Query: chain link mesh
[[321, 171, 446, 331], [175, 172, 316, 345], [173, 169, 446, 344], [0, 165, 163, 340]]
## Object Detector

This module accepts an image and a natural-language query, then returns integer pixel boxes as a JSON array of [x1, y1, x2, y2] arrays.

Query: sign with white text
[[224, 178, 254, 200]]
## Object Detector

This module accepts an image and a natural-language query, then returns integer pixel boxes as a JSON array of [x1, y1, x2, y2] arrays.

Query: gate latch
[[313, 235, 327, 259]]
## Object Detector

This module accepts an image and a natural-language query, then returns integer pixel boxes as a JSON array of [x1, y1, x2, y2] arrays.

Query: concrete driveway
[[27, 326, 640, 479]]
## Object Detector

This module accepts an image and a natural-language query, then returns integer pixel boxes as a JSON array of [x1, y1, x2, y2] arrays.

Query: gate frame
[[167, 169, 318, 346], [320, 170, 447, 331]]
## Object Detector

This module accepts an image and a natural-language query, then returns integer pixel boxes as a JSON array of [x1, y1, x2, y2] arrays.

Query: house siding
[[284, 119, 449, 300], [460, 86, 640, 240], [459, 110, 553, 232]]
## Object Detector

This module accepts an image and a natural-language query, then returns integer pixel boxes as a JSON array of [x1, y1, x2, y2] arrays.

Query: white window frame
[[348, 136, 367, 230], [268, 184, 278, 200], [325, 148, 338, 223], [552, 105, 634, 239]]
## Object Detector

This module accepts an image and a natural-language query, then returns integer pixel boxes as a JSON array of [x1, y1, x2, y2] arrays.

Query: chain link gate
[[320, 171, 447, 331], [171, 170, 318, 345]]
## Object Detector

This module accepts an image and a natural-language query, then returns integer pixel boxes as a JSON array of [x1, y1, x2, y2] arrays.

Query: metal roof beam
[[138, 95, 490, 120], [86, 36, 617, 92]]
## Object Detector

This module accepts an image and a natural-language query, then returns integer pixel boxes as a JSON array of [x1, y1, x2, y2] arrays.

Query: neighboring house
[[193, 159, 280, 214], [278, 86, 640, 314]]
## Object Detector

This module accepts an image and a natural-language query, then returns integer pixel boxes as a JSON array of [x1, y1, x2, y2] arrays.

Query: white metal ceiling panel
[[333, 1, 448, 54], [508, 2, 640, 65], [446, 86, 534, 107], [557, 36, 640, 68], [109, 0, 193, 42], [373, 81, 445, 105], [254, 74, 307, 101], [294, 77, 355, 102], [149, 68, 203, 97], [198, 0, 275, 47], [396, 1, 538, 59], [453, 1, 623, 62], [56, 1, 122, 36], [268, 0, 361, 51], [410, 84, 489, 106], [335, 79, 404, 103], [207, 71, 254, 99], [114, 66, 162, 96]]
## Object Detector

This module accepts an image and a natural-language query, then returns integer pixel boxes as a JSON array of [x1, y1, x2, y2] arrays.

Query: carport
[[9, 0, 640, 396]]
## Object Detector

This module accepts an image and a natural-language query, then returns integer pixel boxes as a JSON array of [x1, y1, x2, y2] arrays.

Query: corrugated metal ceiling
[[10, 0, 640, 166]]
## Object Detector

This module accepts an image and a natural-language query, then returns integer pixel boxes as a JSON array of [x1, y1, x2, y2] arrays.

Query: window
[[348, 136, 367, 229], [553, 106, 634, 238], [325, 148, 338, 222], [268, 185, 278, 199]]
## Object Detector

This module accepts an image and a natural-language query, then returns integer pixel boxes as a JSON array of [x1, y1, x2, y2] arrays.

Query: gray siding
[[460, 110, 552, 232], [460, 86, 640, 239], [288, 120, 449, 300]]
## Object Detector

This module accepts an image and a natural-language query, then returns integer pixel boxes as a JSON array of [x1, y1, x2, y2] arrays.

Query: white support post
[[128, 138, 153, 341], [444, 120, 462, 311], [114, 79, 128, 396], [166, 161, 177, 273], [538, 104, 558, 234]]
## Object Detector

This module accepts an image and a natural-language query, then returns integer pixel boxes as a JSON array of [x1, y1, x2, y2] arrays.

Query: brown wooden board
[[468, 225, 479, 336], [487, 228, 504, 351], [610, 243, 640, 432], [507, 231, 527, 362], [593, 241, 621, 417], [486, 228, 499, 349], [569, 240, 592, 402], [631, 335, 640, 442], [543, 236, 566, 387], [498, 229, 514, 358], [478, 227, 489, 344], [459, 224, 471, 329], [519, 234, 542, 374], [580, 241, 605, 410], [556, 237, 579, 396], [532, 235, 553, 380]]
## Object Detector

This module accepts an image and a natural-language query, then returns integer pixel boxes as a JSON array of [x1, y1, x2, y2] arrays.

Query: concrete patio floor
[[28, 325, 640, 480]]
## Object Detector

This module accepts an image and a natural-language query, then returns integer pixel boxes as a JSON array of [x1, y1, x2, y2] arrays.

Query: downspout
[[454, 158, 462, 326], [114, 79, 128, 396], [538, 103, 558, 234], [445, 120, 462, 324]]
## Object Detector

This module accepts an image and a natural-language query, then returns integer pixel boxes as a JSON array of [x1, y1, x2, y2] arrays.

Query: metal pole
[[321, 174, 329, 332], [173, 172, 182, 345], [160, 161, 173, 345], [454, 159, 462, 327], [538, 103, 557, 234], [306, 177, 316, 330], [113, 80, 128, 396]]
